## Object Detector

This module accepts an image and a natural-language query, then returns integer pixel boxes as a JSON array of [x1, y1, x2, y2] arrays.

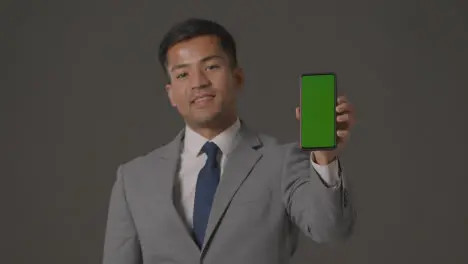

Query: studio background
[[2, 0, 467, 263]]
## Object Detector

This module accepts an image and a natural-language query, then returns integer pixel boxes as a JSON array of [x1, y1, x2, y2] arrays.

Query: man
[[102, 18, 357, 264]]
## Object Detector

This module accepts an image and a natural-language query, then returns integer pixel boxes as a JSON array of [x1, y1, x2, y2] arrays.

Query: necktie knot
[[202, 141, 220, 162]]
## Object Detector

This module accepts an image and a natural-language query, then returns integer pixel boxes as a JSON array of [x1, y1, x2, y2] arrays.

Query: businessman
[[102, 18, 357, 264]]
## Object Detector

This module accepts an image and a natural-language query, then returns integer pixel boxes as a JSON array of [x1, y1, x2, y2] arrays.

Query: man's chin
[[193, 117, 218, 127], [190, 112, 222, 127]]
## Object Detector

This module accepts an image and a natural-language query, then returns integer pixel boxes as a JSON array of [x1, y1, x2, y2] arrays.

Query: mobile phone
[[300, 72, 337, 150]]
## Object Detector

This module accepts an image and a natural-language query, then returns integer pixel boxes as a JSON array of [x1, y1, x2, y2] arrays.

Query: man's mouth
[[191, 94, 215, 104]]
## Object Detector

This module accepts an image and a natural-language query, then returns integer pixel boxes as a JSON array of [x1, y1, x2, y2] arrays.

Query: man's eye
[[206, 64, 220, 70], [176, 72, 188, 79]]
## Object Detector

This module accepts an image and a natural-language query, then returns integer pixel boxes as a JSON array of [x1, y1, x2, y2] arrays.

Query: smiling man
[[102, 18, 357, 264]]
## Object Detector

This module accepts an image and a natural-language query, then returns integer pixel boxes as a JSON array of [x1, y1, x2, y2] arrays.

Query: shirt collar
[[183, 118, 241, 156]]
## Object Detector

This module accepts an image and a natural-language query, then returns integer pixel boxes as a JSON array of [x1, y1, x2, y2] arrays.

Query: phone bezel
[[299, 72, 337, 151]]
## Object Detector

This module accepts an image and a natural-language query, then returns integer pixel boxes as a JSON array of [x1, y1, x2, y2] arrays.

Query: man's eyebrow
[[200, 55, 223, 63], [169, 63, 189, 72], [169, 55, 224, 72]]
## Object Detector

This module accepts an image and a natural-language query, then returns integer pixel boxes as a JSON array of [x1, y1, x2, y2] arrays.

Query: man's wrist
[[312, 151, 337, 165]]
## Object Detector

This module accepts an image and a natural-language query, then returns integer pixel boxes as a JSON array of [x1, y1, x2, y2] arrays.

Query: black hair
[[158, 18, 238, 73]]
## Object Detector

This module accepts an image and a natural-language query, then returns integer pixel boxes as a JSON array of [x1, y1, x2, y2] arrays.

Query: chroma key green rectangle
[[300, 73, 337, 150]]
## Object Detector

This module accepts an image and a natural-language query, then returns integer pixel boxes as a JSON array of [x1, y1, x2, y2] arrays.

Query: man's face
[[165, 35, 243, 127]]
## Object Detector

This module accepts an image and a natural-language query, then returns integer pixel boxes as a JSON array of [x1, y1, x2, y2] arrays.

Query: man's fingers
[[337, 113, 349, 122], [337, 130, 349, 138], [337, 96, 347, 104], [337, 102, 354, 113]]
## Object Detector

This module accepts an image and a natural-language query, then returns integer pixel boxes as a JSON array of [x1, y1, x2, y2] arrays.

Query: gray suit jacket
[[102, 122, 356, 264]]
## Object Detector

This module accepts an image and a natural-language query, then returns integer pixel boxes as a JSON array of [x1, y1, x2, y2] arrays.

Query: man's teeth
[[195, 96, 213, 102]]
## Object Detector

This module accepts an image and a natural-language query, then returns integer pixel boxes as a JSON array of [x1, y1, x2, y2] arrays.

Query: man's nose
[[191, 69, 210, 89]]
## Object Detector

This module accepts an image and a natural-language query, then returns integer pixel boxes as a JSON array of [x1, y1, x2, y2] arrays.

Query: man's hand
[[296, 95, 356, 165]]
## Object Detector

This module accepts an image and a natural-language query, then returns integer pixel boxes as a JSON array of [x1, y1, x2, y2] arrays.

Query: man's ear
[[165, 83, 177, 107], [233, 67, 244, 91]]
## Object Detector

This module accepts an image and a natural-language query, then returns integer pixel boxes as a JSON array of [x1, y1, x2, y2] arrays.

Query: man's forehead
[[167, 36, 224, 65]]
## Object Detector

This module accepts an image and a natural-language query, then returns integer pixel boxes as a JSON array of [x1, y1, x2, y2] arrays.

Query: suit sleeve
[[281, 143, 356, 244], [102, 165, 142, 264]]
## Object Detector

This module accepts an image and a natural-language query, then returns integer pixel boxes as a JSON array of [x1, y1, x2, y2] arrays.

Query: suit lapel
[[142, 129, 201, 254], [202, 123, 263, 252]]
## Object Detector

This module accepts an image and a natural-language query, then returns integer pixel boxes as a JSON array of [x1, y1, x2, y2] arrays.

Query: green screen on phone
[[300, 73, 336, 150]]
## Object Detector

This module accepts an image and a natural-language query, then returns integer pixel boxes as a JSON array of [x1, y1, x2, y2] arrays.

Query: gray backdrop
[[3, 0, 468, 263]]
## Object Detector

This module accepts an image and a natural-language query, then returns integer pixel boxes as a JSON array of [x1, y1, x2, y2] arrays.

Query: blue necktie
[[193, 141, 221, 248]]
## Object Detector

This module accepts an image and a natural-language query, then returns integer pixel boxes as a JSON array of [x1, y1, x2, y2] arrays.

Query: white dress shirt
[[174, 118, 341, 228]]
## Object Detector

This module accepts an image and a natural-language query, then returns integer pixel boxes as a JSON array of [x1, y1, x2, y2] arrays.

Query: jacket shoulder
[[257, 132, 279, 146], [117, 141, 173, 175]]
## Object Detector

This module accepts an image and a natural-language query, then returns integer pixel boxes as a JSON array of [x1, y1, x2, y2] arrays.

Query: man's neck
[[187, 115, 238, 140]]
